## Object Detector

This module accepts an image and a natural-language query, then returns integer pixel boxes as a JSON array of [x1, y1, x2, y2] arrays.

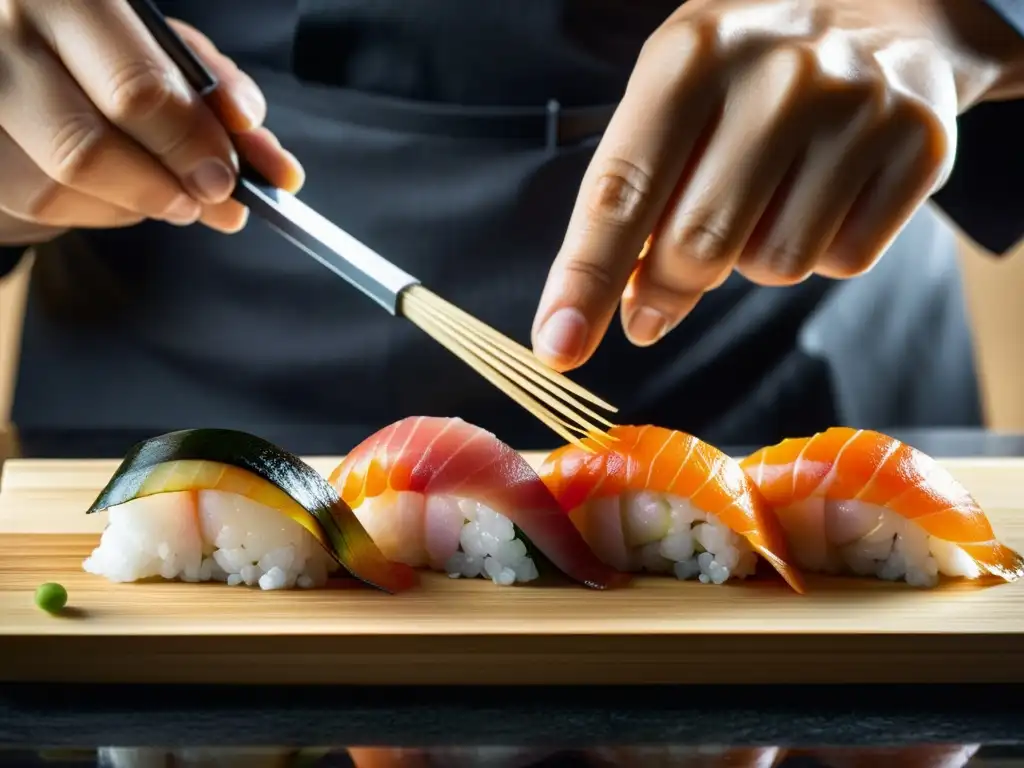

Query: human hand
[[532, 0, 1024, 370], [0, 2, 304, 246]]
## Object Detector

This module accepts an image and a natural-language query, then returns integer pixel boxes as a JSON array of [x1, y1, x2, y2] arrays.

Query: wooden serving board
[[1, 454, 1023, 686]]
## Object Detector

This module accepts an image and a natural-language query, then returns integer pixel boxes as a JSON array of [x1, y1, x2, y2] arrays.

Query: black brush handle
[[123, 0, 420, 315], [124, 0, 271, 188], [125, 0, 218, 95]]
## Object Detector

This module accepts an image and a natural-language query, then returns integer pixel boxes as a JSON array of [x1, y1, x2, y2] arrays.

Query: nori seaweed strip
[[510, 523, 563, 586], [86, 429, 417, 593]]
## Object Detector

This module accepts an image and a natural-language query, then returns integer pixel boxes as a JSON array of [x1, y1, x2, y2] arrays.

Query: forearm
[[923, 0, 1024, 254], [976, 0, 1024, 98], [934, 0, 1024, 102]]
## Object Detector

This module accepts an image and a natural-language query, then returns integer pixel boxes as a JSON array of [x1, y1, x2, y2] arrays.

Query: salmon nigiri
[[538, 425, 805, 593], [802, 744, 979, 768], [327, 416, 627, 589], [740, 427, 1024, 587]]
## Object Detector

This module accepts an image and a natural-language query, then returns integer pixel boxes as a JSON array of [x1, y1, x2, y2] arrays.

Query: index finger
[[168, 19, 268, 135], [32, 0, 239, 205], [531, 23, 716, 370]]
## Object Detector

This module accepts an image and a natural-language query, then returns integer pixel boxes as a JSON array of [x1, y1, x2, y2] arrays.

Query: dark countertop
[[3, 683, 1024, 748], [2, 426, 1024, 758]]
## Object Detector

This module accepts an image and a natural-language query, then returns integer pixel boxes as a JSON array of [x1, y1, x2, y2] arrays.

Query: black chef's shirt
[[2, 1, 1022, 451]]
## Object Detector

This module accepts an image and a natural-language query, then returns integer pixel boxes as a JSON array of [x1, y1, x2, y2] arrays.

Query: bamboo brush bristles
[[399, 285, 619, 451]]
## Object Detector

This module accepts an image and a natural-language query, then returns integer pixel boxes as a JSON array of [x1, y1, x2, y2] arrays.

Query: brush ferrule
[[233, 176, 419, 314]]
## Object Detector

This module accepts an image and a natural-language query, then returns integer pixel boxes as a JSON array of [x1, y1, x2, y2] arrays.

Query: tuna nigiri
[[740, 427, 1024, 587], [327, 416, 627, 589], [82, 429, 417, 593], [347, 747, 555, 768], [538, 425, 805, 593]]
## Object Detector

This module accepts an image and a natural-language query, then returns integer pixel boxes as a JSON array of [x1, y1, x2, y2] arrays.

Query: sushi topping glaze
[[540, 424, 805, 593], [84, 429, 417, 593], [329, 416, 628, 589], [741, 427, 1024, 585]]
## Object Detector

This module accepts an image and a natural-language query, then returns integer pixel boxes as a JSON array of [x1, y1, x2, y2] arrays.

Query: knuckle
[[640, 19, 705, 61], [800, 53, 887, 128], [884, 91, 945, 142], [0, 13, 31, 98], [670, 210, 734, 263], [637, 20, 711, 89], [104, 60, 182, 123], [48, 113, 107, 185], [585, 159, 654, 227], [148, 112, 203, 159], [826, 75, 888, 127], [797, 37, 889, 124], [560, 257, 618, 292], [0, 6, 23, 43], [885, 95, 952, 184], [825, 246, 878, 278], [761, 243, 814, 284], [763, 44, 816, 92]]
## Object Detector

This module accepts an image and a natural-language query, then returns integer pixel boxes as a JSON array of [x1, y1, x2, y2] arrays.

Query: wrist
[[929, 0, 1024, 103]]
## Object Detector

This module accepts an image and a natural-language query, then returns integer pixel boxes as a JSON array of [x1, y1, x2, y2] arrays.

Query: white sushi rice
[[82, 490, 337, 590], [353, 492, 540, 586], [776, 498, 982, 587], [573, 491, 759, 584], [444, 500, 540, 585]]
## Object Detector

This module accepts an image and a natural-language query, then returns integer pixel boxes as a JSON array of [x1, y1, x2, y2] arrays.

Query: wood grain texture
[[1, 454, 1022, 686]]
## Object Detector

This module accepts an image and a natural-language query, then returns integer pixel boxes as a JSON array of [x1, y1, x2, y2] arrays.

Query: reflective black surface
[[2, 427, 1023, 752], [3, 682, 1024, 750], [0, 743, 1020, 766]]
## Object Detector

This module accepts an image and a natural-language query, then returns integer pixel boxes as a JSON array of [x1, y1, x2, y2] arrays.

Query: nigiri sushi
[[587, 745, 785, 768], [740, 427, 1024, 587], [82, 429, 417, 593], [327, 416, 627, 589], [803, 744, 979, 768], [347, 747, 555, 768], [538, 425, 805, 592]]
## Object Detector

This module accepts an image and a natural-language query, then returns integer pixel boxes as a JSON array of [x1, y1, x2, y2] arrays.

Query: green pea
[[35, 582, 68, 614]]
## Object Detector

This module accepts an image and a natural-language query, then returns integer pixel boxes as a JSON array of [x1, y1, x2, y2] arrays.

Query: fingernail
[[161, 194, 202, 225], [280, 149, 306, 193], [535, 307, 589, 366], [625, 306, 669, 346], [188, 159, 235, 203], [225, 207, 250, 234]]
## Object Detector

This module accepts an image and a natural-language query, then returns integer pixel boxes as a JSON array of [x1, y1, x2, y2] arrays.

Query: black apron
[[10, 0, 983, 452]]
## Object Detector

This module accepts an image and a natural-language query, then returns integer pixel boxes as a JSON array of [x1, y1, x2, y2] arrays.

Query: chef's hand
[[0, 4, 304, 246], [532, 0, 1024, 370]]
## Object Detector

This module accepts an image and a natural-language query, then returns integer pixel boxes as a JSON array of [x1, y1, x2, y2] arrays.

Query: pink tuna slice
[[329, 416, 629, 589]]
